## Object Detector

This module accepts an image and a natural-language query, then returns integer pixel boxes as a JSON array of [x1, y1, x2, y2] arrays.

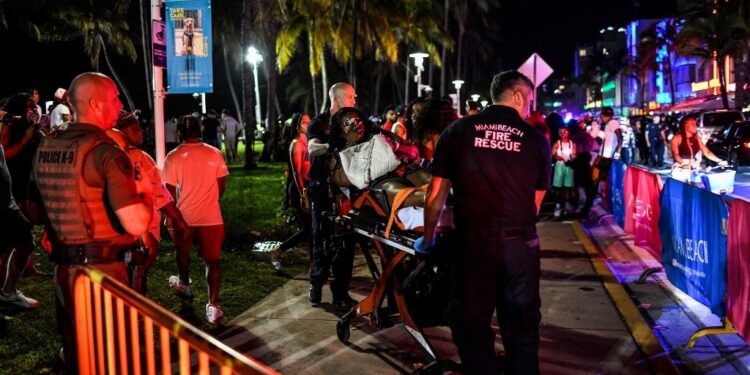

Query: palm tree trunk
[[373, 65, 382, 114], [307, 27, 319, 113], [260, 20, 278, 162], [222, 35, 243, 126], [718, 56, 730, 109], [440, 0, 449, 96], [389, 63, 403, 105], [349, 0, 360, 87], [242, 0, 257, 170], [99, 36, 135, 111], [319, 52, 329, 113], [139, 0, 152, 111]]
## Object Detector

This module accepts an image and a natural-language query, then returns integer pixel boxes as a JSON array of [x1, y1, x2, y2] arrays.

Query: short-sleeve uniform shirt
[[431, 105, 551, 229]]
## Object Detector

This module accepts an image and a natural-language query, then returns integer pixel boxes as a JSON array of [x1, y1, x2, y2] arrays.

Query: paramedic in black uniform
[[417, 71, 551, 374], [306, 82, 358, 308]]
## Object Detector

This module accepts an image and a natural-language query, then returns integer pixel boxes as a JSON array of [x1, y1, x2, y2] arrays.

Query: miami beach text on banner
[[659, 178, 729, 316], [165, 0, 213, 94]]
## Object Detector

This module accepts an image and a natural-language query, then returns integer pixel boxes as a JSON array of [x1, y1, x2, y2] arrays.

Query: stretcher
[[328, 186, 458, 374]]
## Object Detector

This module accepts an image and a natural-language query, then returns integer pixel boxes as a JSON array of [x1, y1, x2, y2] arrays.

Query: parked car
[[706, 121, 750, 167], [692, 109, 745, 144]]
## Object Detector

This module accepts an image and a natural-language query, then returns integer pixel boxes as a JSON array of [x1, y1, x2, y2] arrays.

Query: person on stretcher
[[325, 101, 457, 230]]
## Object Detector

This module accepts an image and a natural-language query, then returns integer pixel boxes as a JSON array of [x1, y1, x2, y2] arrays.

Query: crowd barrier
[[72, 266, 279, 375], [727, 198, 750, 345], [622, 165, 663, 257], [607, 163, 750, 347]]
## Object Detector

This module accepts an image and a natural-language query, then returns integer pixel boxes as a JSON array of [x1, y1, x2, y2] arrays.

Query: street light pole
[[246, 46, 263, 131], [152, 0, 165, 168], [453, 79, 464, 115], [410, 52, 429, 98]]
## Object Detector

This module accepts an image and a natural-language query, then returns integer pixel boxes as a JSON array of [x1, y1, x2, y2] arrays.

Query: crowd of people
[[0, 68, 731, 374]]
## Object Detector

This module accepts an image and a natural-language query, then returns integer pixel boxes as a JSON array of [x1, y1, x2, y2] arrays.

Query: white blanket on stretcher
[[339, 135, 401, 189], [397, 206, 455, 230]]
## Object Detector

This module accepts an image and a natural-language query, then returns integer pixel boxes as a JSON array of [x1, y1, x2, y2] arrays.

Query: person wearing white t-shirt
[[162, 115, 229, 323], [578, 107, 622, 219], [220, 109, 241, 164], [50, 88, 72, 131]]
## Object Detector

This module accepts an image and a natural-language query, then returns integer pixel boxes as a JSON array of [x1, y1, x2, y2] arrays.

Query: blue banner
[[165, 0, 213, 93], [659, 178, 729, 316], [609, 160, 626, 228]]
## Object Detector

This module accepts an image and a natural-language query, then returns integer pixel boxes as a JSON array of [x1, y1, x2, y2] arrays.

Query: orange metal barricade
[[72, 266, 280, 375]]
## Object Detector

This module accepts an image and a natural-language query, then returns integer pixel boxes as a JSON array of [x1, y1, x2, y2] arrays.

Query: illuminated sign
[[656, 92, 672, 104]]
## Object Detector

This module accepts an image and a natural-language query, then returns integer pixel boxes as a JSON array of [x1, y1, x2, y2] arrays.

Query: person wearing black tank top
[[671, 115, 726, 168]]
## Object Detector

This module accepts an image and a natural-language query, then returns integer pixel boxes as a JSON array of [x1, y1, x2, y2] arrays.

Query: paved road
[[214, 221, 650, 374]]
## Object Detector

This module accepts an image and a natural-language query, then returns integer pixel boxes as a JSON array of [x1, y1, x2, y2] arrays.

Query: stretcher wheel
[[336, 319, 351, 343]]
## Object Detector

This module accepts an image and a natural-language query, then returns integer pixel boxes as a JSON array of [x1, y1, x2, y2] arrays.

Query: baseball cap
[[601, 107, 614, 116], [54, 88, 68, 101]]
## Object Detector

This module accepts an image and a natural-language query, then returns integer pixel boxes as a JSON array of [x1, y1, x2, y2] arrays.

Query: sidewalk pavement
[[580, 206, 750, 374], [215, 219, 653, 374]]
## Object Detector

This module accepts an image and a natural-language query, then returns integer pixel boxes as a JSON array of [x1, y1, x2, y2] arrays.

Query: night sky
[[497, 0, 677, 74], [0, 0, 676, 116]]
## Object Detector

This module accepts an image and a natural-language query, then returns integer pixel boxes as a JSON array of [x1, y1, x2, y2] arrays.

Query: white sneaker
[[553, 206, 561, 218], [0, 290, 39, 309], [168, 275, 194, 301], [206, 303, 223, 323]]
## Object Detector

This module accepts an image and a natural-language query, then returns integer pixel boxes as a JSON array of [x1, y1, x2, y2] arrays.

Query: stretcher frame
[[329, 212, 456, 374]]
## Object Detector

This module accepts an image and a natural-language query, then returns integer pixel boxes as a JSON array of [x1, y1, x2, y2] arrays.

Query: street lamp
[[452, 79, 464, 115], [471, 94, 480, 102], [192, 92, 206, 114], [409, 52, 430, 101], [246, 46, 263, 129]]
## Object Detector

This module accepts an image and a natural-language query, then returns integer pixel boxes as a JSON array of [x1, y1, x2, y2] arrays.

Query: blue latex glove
[[413, 236, 434, 254]]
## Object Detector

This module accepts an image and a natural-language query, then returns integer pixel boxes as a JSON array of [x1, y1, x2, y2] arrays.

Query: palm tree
[[138, 0, 152, 111], [215, 0, 244, 126], [44, 0, 138, 111], [0, 1, 41, 40], [677, 0, 750, 109]]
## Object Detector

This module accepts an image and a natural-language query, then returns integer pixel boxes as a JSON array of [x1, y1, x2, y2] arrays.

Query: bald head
[[68, 72, 124, 129], [329, 82, 356, 114]]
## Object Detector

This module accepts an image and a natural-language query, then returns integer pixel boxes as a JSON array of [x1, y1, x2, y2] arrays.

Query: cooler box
[[700, 170, 736, 194]]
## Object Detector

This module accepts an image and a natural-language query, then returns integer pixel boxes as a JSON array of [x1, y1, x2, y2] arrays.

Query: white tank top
[[556, 140, 573, 162]]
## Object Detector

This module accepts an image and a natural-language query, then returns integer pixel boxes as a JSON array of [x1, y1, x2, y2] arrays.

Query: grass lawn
[[0, 141, 305, 373]]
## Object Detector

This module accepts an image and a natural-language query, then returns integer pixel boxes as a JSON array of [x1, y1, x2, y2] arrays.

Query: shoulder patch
[[114, 154, 133, 177]]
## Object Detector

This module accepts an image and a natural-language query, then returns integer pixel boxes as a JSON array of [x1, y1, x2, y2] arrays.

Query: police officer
[[27, 72, 152, 370], [306, 82, 358, 308], [417, 71, 551, 374]]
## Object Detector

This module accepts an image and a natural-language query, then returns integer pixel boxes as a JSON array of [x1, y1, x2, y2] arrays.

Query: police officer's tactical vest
[[33, 127, 129, 245]]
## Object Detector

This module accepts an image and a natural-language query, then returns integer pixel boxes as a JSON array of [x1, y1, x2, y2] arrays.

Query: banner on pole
[[152, 20, 167, 68], [660, 178, 729, 316], [727, 198, 750, 343], [609, 160, 627, 228], [623, 166, 662, 256], [165, 0, 213, 93]]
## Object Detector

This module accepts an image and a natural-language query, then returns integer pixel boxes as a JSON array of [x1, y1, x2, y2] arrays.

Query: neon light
[[602, 81, 616, 92]]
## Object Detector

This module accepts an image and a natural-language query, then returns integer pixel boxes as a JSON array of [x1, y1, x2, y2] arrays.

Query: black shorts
[[0, 208, 33, 249]]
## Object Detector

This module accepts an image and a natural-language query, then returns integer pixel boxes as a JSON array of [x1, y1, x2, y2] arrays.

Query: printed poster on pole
[[165, 0, 213, 94]]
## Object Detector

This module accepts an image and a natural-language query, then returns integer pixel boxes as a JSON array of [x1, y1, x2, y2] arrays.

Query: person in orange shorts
[[162, 115, 229, 324]]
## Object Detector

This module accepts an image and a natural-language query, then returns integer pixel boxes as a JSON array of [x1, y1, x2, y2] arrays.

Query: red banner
[[623, 166, 663, 257], [727, 198, 750, 344]]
